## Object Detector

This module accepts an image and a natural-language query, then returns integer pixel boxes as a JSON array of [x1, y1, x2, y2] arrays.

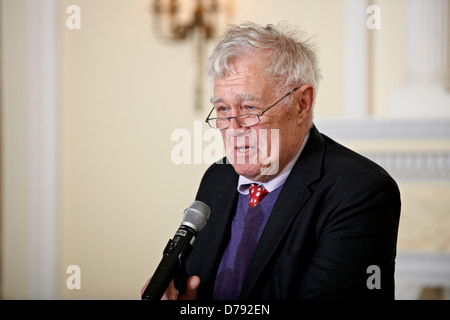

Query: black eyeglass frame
[[205, 87, 300, 130]]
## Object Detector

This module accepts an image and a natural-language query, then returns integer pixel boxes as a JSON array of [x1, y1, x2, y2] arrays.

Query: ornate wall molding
[[315, 118, 450, 140], [315, 118, 450, 181], [364, 151, 450, 181], [396, 252, 450, 299]]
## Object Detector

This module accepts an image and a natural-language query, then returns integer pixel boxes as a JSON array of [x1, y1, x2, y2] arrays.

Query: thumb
[[180, 276, 200, 300]]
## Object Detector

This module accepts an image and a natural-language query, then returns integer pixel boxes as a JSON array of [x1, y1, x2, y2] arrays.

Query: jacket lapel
[[239, 125, 326, 299]]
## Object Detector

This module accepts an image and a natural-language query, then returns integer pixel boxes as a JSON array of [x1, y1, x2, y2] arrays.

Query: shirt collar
[[237, 131, 310, 195]]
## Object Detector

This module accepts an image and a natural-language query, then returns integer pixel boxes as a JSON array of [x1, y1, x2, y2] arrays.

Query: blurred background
[[1, 0, 449, 299]]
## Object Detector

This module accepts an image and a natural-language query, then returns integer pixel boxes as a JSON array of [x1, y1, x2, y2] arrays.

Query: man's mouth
[[236, 146, 255, 153]]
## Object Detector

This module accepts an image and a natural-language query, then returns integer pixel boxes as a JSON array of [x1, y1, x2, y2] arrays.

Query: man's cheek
[[258, 129, 280, 175]]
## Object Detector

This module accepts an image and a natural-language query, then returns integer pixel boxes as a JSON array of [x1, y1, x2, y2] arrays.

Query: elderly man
[[160, 22, 401, 300]]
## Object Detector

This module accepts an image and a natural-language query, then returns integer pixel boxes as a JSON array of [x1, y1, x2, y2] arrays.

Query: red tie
[[249, 184, 269, 208]]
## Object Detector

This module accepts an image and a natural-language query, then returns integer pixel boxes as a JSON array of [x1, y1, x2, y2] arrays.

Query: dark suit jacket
[[186, 125, 401, 300]]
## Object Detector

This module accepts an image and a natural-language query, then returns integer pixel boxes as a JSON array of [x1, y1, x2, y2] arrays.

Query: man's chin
[[232, 164, 263, 181]]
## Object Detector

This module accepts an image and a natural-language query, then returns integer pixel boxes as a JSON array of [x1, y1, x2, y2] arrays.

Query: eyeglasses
[[205, 87, 300, 130]]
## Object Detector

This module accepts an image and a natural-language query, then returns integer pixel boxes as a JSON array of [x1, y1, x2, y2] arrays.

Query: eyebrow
[[210, 92, 262, 105]]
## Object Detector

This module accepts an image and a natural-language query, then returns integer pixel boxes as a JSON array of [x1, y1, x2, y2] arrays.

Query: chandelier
[[152, 0, 233, 111]]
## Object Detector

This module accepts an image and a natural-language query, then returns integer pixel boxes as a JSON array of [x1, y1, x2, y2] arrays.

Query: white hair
[[206, 22, 322, 97]]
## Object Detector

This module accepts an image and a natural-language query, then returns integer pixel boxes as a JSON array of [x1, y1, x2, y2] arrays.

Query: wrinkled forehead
[[212, 75, 273, 106], [210, 92, 262, 105]]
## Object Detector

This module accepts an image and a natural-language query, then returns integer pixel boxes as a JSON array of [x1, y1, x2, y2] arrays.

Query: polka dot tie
[[249, 184, 269, 208]]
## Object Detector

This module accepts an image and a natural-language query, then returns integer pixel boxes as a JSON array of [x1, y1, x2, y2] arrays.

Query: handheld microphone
[[141, 200, 210, 300]]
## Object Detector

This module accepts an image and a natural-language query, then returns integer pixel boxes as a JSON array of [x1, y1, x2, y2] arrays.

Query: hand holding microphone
[[141, 201, 210, 300], [140, 275, 200, 300]]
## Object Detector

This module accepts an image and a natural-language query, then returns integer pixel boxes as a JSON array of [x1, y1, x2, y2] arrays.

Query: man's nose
[[227, 116, 243, 130]]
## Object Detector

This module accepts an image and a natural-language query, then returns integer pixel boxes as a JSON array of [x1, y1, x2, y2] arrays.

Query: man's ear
[[295, 85, 315, 125]]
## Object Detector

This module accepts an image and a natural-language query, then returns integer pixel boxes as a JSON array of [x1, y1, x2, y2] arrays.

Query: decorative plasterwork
[[315, 118, 450, 181]]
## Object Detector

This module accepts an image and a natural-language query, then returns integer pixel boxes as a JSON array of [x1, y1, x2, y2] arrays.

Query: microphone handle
[[141, 225, 196, 300]]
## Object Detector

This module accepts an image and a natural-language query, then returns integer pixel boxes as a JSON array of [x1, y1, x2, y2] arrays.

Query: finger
[[161, 279, 178, 300], [180, 276, 200, 300]]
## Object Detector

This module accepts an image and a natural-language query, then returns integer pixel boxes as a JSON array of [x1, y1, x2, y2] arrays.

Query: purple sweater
[[213, 184, 283, 300]]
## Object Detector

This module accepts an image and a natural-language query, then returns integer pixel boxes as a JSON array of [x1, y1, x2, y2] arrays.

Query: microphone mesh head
[[181, 201, 211, 232]]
